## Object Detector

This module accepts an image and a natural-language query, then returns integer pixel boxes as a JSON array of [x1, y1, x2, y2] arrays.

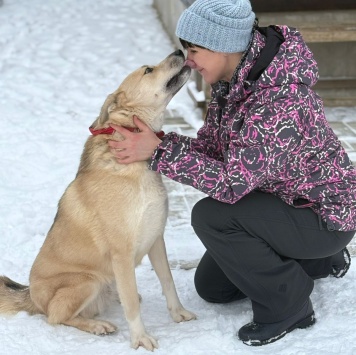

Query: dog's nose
[[173, 49, 183, 57]]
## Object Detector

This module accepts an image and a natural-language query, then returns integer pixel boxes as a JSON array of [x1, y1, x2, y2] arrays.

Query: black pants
[[191, 191, 354, 323]]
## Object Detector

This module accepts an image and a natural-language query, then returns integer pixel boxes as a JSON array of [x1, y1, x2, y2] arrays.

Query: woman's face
[[185, 46, 234, 84]]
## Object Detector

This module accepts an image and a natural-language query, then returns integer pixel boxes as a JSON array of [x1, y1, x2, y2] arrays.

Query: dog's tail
[[0, 276, 41, 315]]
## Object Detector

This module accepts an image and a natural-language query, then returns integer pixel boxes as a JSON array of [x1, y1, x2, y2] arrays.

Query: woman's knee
[[194, 266, 246, 303], [191, 197, 226, 231], [194, 252, 246, 303], [194, 263, 219, 303], [191, 197, 210, 227]]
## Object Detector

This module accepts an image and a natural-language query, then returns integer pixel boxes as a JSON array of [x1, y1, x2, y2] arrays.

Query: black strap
[[246, 26, 285, 82]]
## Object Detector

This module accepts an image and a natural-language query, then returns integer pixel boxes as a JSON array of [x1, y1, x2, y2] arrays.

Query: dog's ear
[[90, 93, 117, 129]]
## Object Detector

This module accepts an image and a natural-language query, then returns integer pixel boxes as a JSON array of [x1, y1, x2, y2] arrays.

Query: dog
[[0, 49, 196, 351]]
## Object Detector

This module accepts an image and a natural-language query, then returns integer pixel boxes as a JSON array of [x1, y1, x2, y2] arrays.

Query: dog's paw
[[131, 332, 158, 351], [91, 320, 118, 335], [170, 307, 197, 323]]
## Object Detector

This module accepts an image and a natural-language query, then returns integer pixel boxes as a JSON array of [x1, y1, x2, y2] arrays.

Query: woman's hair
[[179, 38, 207, 50]]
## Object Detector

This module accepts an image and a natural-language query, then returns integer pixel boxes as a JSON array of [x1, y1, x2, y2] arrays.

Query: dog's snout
[[173, 49, 183, 57], [169, 49, 184, 60], [165, 49, 185, 69]]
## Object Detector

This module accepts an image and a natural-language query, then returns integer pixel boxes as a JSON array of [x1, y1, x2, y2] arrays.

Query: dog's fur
[[0, 50, 195, 351]]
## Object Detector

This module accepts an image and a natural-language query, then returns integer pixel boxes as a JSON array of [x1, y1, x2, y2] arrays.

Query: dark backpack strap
[[246, 26, 285, 81]]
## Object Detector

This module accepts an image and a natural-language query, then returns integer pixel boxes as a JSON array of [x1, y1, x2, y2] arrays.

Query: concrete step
[[315, 79, 356, 107]]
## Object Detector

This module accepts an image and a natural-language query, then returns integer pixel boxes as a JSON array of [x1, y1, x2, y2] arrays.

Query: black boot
[[238, 298, 315, 346], [331, 247, 351, 278]]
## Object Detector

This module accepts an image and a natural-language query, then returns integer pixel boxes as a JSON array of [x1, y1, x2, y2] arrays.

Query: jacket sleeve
[[149, 98, 301, 204], [157, 107, 225, 160]]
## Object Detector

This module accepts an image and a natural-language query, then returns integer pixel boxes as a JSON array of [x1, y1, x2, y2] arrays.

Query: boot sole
[[242, 312, 316, 346]]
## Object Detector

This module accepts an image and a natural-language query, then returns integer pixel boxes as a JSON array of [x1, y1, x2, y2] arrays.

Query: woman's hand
[[108, 116, 162, 164]]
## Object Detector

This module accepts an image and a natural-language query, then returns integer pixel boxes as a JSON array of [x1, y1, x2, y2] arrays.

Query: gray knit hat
[[176, 0, 255, 53]]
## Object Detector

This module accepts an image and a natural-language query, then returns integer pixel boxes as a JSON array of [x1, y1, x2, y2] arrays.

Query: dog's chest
[[133, 171, 168, 260], [137, 170, 167, 212]]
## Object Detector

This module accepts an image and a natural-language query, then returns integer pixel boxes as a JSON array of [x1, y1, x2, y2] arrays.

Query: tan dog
[[0, 49, 196, 351]]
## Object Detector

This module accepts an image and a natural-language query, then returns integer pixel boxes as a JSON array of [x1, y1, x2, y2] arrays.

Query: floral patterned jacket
[[149, 25, 356, 232]]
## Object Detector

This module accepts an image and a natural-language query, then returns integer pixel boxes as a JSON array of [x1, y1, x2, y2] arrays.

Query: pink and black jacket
[[149, 25, 356, 232]]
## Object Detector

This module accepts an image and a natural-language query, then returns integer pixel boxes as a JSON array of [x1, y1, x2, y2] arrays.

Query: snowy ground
[[0, 0, 355, 354]]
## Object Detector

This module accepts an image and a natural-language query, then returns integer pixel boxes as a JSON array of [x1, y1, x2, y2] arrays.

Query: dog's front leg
[[111, 254, 158, 351], [148, 236, 197, 322]]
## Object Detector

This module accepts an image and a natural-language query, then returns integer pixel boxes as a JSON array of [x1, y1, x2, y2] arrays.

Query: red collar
[[89, 126, 165, 139]]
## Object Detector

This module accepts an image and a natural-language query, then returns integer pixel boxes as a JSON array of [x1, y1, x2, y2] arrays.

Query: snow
[[0, 0, 355, 354], [187, 81, 206, 103]]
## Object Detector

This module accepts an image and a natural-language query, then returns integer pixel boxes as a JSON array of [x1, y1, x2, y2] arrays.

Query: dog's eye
[[144, 67, 153, 75]]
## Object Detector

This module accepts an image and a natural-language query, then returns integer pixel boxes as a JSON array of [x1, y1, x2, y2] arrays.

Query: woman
[[108, 0, 355, 346]]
